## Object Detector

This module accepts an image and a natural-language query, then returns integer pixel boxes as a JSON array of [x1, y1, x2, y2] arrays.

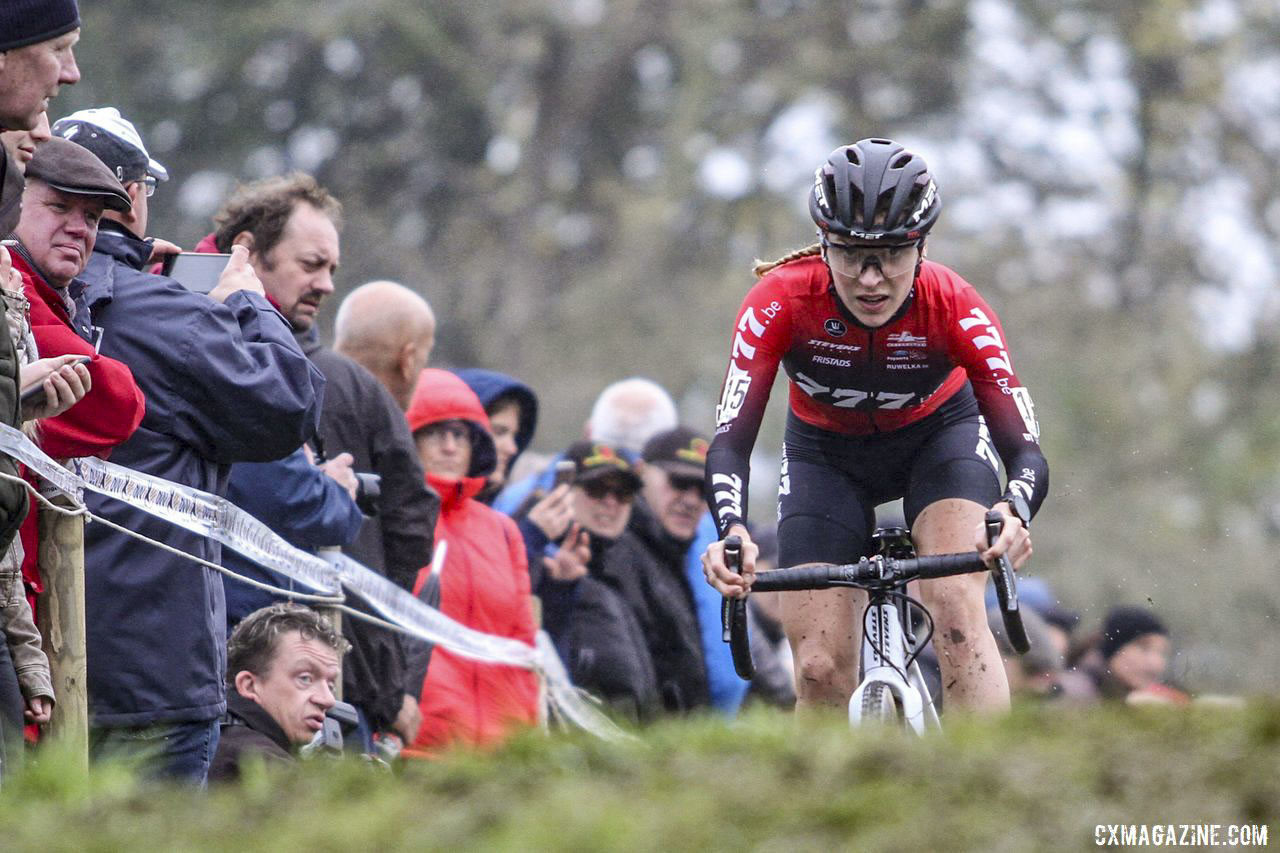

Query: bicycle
[[721, 510, 1029, 732]]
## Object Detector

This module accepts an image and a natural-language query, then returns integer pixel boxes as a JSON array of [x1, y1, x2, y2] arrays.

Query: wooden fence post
[[36, 492, 88, 770]]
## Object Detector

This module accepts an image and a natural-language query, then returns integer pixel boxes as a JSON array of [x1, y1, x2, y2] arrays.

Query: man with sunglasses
[[600, 426, 717, 715], [515, 440, 661, 722], [702, 138, 1048, 716]]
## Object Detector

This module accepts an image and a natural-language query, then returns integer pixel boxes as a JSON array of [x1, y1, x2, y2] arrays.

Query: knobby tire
[[859, 682, 898, 727]]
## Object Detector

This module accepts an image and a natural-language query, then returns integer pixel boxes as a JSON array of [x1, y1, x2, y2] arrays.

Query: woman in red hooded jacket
[[404, 368, 538, 752]]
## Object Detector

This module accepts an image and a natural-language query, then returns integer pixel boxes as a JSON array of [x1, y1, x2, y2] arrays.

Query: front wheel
[[858, 682, 899, 727]]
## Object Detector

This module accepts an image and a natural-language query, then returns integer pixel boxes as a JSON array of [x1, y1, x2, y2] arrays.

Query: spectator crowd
[[0, 0, 1199, 788]]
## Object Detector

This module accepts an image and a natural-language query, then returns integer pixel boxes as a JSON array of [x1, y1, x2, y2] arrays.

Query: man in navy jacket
[[60, 109, 325, 785]]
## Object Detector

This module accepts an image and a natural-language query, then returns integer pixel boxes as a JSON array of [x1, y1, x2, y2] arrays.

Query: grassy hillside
[[3, 703, 1276, 851]]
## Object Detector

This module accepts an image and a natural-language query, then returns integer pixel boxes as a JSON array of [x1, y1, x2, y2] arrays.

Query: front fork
[[849, 598, 933, 733]]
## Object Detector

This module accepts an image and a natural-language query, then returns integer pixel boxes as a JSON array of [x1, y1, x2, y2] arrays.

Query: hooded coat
[[451, 368, 538, 504], [404, 369, 537, 751]]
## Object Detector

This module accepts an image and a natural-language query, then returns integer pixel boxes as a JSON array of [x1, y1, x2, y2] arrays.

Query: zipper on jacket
[[866, 326, 881, 434]]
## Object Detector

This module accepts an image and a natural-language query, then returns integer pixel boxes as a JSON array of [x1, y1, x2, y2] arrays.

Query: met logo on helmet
[[813, 168, 830, 216], [908, 180, 937, 225]]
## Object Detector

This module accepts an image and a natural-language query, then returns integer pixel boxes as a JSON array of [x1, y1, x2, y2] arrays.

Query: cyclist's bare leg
[[912, 498, 1011, 713], [780, 579, 865, 710]]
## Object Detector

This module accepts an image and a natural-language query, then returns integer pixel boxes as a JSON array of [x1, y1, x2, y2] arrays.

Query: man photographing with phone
[[52, 108, 326, 785]]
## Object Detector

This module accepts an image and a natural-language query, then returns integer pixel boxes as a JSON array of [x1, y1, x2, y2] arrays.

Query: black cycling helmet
[[808, 138, 941, 242]]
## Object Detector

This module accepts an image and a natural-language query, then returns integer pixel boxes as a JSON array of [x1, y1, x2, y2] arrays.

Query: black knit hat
[[0, 0, 80, 52], [1100, 605, 1168, 660]]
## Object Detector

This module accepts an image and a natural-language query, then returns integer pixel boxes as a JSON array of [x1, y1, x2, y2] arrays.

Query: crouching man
[[209, 604, 348, 783]]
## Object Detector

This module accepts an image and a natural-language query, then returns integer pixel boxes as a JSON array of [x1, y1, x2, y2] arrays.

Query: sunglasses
[[821, 237, 919, 277], [666, 474, 705, 494], [581, 479, 637, 502]]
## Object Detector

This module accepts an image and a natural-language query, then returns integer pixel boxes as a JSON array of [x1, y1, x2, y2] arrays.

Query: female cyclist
[[701, 138, 1048, 713]]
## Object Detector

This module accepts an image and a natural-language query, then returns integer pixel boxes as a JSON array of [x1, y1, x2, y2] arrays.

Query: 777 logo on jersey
[[794, 371, 914, 410], [958, 307, 1013, 375]]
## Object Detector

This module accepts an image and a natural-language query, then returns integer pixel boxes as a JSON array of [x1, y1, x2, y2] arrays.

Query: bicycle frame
[[722, 512, 1027, 732], [849, 593, 940, 733]]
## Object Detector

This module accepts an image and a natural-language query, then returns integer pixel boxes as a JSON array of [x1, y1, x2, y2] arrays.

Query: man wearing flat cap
[[0, 0, 84, 560], [7, 136, 144, 460]]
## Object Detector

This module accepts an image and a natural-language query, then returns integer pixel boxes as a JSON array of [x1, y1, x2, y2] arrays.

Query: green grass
[[2, 703, 1277, 852]]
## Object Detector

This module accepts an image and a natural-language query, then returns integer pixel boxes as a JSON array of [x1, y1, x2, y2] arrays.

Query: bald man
[[586, 377, 678, 455], [333, 280, 435, 411]]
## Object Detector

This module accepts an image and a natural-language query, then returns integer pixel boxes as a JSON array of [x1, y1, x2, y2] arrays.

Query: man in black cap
[[1093, 605, 1184, 703], [515, 440, 660, 723], [48, 117, 328, 785], [602, 427, 716, 714], [0, 0, 83, 560]]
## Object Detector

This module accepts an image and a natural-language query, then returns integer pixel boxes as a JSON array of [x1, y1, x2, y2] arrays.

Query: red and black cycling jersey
[[706, 254, 1048, 536]]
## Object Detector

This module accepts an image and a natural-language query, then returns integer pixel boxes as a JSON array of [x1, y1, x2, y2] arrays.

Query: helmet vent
[[889, 152, 913, 170], [844, 147, 861, 166]]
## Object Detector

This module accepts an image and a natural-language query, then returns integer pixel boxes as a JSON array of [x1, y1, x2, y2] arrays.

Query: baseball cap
[[641, 426, 709, 479], [564, 440, 642, 492], [25, 137, 131, 213], [52, 107, 168, 185]]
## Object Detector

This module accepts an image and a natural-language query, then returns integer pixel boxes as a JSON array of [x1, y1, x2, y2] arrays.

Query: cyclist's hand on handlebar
[[701, 524, 757, 598], [974, 502, 1033, 571]]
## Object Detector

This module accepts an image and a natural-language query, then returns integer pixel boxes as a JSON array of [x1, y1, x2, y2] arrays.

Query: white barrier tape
[[536, 631, 636, 741], [0, 422, 627, 742], [70, 454, 344, 596], [321, 551, 538, 667]]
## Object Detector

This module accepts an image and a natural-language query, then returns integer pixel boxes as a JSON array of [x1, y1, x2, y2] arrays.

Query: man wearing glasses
[[53, 109, 325, 785], [51, 109, 166, 253]]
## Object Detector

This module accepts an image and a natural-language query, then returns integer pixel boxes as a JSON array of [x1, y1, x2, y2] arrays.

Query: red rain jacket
[[404, 369, 537, 752]]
